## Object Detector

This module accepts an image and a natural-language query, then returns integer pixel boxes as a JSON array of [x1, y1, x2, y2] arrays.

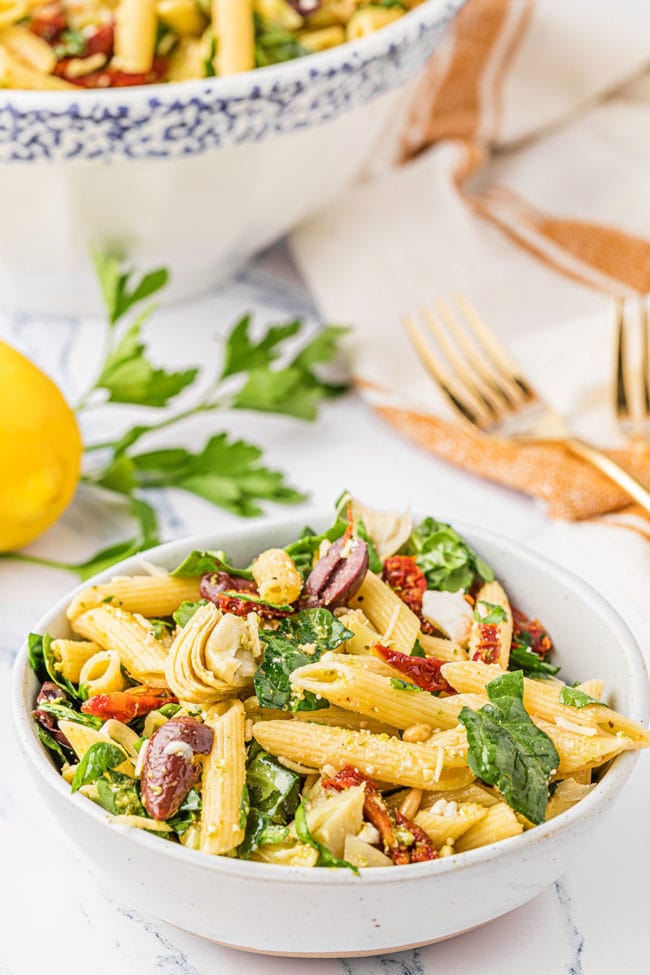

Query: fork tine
[[435, 299, 520, 412], [420, 306, 502, 419], [614, 296, 632, 425], [403, 314, 493, 431], [452, 295, 535, 403], [641, 297, 650, 417]]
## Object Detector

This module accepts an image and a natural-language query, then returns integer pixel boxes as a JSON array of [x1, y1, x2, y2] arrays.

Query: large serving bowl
[[12, 514, 648, 956], [0, 1, 463, 316]]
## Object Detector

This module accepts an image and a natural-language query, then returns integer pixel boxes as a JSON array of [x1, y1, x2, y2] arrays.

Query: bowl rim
[[12, 511, 649, 886], [0, 0, 458, 110]]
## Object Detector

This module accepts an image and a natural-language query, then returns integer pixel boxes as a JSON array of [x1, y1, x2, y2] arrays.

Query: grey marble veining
[[1, 242, 648, 975]]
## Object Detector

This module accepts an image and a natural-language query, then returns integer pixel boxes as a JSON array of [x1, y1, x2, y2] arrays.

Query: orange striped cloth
[[290, 0, 650, 540]]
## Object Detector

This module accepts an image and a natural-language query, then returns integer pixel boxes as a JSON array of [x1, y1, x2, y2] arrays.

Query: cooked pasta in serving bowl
[[0, 0, 465, 314], [13, 495, 649, 956]]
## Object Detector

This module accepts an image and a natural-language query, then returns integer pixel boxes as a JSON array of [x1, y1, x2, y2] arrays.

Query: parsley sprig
[[5, 252, 348, 578]]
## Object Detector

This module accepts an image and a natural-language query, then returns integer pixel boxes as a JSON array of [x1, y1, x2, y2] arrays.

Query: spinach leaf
[[167, 789, 202, 835], [458, 670, 559, 825], [238, 744, 300, 858], [247, 743, 301, 820], [71, 742, 127, 793], [96, 771, 146, 817], [171, 548, 254, 579], [474, 601, 507, 624], [411, 641, 427, 659], [355, 517, 383, 575], [405, 518, 493, 592], [559, 686, 605, 709], [35, 701, 102, 730], [294, 801, 359, 873], [28, 633, 84, 701], [34, 723, 68, 765], [173, 600, 208, 627], [254, 609, 352, 711], [220, 591, 293, 612], [284, 520, 347, 578], [508, 640, 560, 679]]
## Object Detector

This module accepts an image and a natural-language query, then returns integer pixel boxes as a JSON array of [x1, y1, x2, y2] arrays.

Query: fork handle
[[566, 438, 650, 514]]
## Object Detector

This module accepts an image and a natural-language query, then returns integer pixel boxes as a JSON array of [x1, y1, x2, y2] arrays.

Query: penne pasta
[[349, 571, 420, 654], [79, 650, 128, 695], [455, 802, 523, 851], [51, 639, 101, 682], [71, 604, 168, 685], [66, 575, 201, 620], [213, 0, 254, 75], [200, 701, 247, 855], [415, 801, 488, 849]]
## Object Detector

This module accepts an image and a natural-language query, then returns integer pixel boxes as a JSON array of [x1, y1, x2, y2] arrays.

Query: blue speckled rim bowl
[[0, 0, 465, 162], [12, 514, 648, 869]]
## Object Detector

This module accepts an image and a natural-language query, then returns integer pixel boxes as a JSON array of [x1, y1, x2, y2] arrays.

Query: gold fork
[[614, 296, 650, 442], [404, 296, 650, 514]]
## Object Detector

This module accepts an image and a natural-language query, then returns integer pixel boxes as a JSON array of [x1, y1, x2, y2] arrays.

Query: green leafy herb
[[294, 801, 359, 873], [254, 14, 310, 66], [389, 678, 423, 692], [96, 771, 146, 817], [405, 518, 493, 592], [172, 600, 208, 627], [254, 609, 352, 712], [96, 315, 197, 407], [458, 670, 559, 825], [54, 28, 87, 58], [285, 520, 347, 579], [231, 325, 348, 421], [28, 633, 83, 701], [158, 702, 182, 718], [559, 686, 605, 709], [130, 434, 306, 517], [168, 789, 202, 835], [508, 640, 560, 680], [34, 723, 68, 765], [92, 251, 169, 327], [71, 742, 128, 793], [220, 591, 293, 612], [238, 743, 300, 858], [35, 701, 102, 730], [221, 314, 302, 378], [474, 601, 507, 624], [171, 549, 254, 579], [411, 641, 427, 659], [203, 29, 216, 77]]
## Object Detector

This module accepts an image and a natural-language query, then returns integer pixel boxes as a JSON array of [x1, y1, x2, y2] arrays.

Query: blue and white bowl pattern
[[0, 1, 461, 164]]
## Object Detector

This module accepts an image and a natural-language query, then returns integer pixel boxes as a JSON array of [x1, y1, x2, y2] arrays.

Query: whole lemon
[[0, 340, 82, 552]]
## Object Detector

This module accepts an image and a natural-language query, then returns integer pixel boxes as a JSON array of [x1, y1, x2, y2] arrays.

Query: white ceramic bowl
[[0, 1, 463, 316], [11, 514, 648, 956]]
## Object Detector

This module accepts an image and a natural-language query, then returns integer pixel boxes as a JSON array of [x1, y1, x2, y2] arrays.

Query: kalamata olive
[[37, 681, 68, 704], [141, 717, 214, 821], [303, 537, 369, 609], [200, 571, 257, 604]]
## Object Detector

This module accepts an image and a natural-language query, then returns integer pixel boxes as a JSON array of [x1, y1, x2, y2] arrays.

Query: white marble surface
[[1, 243, 648, 975]]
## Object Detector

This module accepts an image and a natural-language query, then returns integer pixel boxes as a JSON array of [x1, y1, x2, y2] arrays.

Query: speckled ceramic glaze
[[12, 515, 648, 956], [0, 0, 463, 314]]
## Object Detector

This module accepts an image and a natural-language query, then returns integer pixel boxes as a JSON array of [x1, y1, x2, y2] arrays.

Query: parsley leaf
[[95, 314, 197, 407], [92, 251, 169, 326], [459, 670, 559, 825], [559, 686, 605, 709], [131, 433, 305, 517], [221, 314, 302, 378], [389, 678, 423, 692]]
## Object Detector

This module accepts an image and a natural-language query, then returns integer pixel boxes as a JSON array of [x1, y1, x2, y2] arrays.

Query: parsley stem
[[83, 400, 224, 454]]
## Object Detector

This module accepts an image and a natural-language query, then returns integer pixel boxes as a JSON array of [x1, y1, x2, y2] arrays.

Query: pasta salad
[[29, 495, 650, 870], [0, 1, 425, 90]]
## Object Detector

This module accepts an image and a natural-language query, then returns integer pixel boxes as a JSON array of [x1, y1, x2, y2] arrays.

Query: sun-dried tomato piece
[[60, 57, 168, 88], [29, 3, 66, 43], [86, 23, 114, 57], [382, 556, 427, 615], [81, 686, 177, 722], [374, 644, 453, 695], [471, 623, 501, 664], [512, 608, 553, 657], [323, 765, 438, 864]]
